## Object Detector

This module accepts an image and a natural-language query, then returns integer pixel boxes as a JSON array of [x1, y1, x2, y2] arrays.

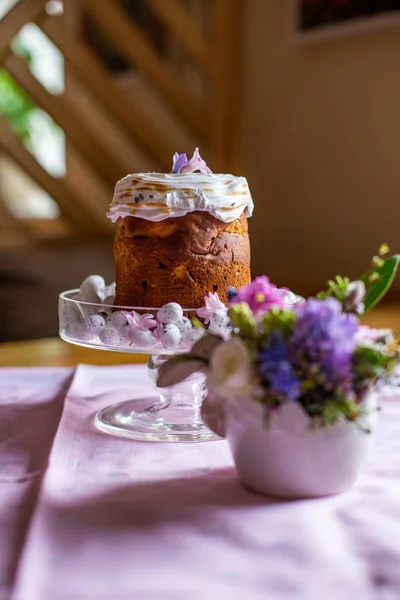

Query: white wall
[[243, 0, 400, 294]]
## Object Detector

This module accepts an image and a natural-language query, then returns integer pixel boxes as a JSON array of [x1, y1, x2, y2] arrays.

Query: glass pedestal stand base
[[95, 354, 220, 442], [59, 291, 221, 443]]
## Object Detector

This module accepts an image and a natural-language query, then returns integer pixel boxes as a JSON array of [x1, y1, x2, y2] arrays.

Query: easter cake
[[107, 149, 253, 308]]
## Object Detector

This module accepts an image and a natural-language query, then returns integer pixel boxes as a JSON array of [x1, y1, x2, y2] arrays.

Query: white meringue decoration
[[107, 172, 253, 224]]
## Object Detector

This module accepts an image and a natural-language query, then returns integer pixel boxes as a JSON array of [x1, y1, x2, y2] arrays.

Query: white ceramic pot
[[201, 391, 378, 498]]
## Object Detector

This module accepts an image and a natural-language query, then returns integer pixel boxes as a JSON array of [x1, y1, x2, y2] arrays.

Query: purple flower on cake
[[122, 311, 157, 333], [229, 276, 289, 315], [172, 148, 212, 175], [289, 298, 358, 388], [196, 292, 227, 325]]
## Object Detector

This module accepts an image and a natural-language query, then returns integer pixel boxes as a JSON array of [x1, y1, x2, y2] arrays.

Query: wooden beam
[[84, 0, 205, 140], [221, 0, 243, 173], [65, 75, 155, 174], [0, 191, 33, 241], [209, 0, 241, 172], [4, 53, 123, 189], [0, 118, 104, 233], [143, 0, 210, 72], [21, 217, 72, 239], [40, 16, 174, 170], [0, 0, 47, 62]]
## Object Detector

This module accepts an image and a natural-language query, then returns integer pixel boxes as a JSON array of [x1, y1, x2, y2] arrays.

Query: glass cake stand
[[59, 290, 220, 443]]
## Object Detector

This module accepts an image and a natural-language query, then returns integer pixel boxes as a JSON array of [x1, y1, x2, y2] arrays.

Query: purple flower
[[260, 330, 287, 377], [270, 362, 301, 401], [230, 276, 289, 315], [259, 331, 301, 400], [227, 287, 237, 302], [289, 297, 358, 389], [172, 153, 189, 174], [122, 311, 157, 333], [171, 148, 212, 174]]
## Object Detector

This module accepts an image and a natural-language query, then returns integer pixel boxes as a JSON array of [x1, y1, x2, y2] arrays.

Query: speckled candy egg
[[208, 310, 231, 336], [69, 322, 97, 342], [132, 330, 158, 349], [175, 316, 192, 333], [157, 303, 183, 325], [158, 324, 182, 348], [182, 327, 204, 348], [85, 314, 106, 335], [77, 302, 100, 322], [106, 312, 128, 332], [99, 327, 122, 347]]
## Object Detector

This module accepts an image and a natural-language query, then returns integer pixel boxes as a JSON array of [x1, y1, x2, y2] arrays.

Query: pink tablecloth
[[0, 368, 72, 600], [2, 365, 400, 600]]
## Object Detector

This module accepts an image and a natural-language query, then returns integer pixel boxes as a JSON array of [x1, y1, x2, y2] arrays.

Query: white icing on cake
[[107, 172, 254, 223]]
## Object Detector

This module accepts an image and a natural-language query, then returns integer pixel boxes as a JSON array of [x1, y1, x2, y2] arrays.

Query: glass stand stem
[[95, 354, 220, 442]]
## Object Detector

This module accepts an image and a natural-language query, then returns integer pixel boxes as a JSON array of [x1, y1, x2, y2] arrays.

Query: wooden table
[[0, 305, 399, 367], [0, 337, 148, 367]]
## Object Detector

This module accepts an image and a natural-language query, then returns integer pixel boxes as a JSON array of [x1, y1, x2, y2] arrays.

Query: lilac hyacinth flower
[[289, 297, 358, 389], [122, 311, 157, 333], [196, 292, 227, 325], [171, 148, 212, 174], [230, 276, 289, 315], [260, 330, 301, 401]]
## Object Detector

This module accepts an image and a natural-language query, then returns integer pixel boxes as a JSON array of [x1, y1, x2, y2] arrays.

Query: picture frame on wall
[[295, 0, 400, 40]]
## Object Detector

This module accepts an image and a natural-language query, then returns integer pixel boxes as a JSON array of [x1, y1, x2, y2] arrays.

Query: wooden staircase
[[0, 0, 243, 244]]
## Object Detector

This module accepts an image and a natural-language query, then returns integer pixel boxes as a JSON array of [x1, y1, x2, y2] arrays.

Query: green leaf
[[322, 401, 340, 425], [0, 68, 35, 141], [262, 308, 296, 338], [361, 255, 400, 314], [353, 346, 384, 380], [322, 399, 359, 425], [229, 302, 256, 337], [191, 316, 204, 329]]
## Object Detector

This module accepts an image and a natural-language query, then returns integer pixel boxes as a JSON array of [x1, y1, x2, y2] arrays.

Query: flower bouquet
[[158, 247, 400, 498]]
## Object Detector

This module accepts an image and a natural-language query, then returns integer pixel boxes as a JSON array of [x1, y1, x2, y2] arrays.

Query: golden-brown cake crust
[[114, 211, 251, 308]]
